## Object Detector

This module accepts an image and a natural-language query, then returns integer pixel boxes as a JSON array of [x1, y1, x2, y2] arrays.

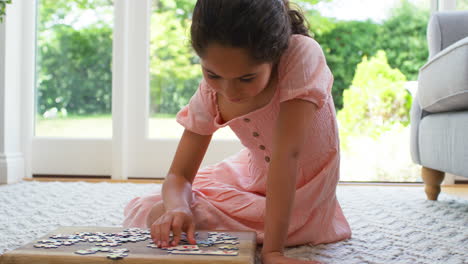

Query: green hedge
[[312, 0, 428, 110], [36, 0, 429, 116], [0, 0, 11, 23], [337, 50, 412, 147], [37, 25, 113, 115]]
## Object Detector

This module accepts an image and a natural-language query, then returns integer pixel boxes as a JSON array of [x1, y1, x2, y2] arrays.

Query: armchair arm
[[418, 37, 468, 113]]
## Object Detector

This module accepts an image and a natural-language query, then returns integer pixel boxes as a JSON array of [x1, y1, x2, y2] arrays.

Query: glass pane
[[148, 0, 236, 139], [457, 0, 468, 9], [148, 0, 430, 182], [308, 0, 430, 182], [35, 0, 113, 138]]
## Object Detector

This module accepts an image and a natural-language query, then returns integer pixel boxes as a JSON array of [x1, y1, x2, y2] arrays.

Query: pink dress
[[123, 35, 352, 246]]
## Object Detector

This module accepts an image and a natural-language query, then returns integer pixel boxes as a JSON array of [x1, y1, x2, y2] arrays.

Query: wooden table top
[[0, 226, 257, 264]]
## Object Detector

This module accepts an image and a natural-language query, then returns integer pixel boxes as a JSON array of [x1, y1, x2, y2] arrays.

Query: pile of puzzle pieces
[[32, 228, 240, 259], [148, 231, 240, 256]]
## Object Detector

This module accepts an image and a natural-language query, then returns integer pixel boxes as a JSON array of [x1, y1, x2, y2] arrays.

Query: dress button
[[253, 132, 259, 137], [265, 156, 270, 162], [259, 145, 266, 150], [243, 118, 250, 122]]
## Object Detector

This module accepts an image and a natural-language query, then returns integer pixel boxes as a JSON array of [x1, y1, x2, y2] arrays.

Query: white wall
[[0, 1, 28, 184]]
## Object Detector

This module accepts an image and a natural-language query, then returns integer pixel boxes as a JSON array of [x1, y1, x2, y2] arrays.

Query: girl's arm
[[162, 128, 212, 212], [262, 98, 318, 255], [154, 129, 212, 246]]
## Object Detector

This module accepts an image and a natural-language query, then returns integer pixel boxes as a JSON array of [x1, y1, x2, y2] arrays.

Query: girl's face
[[201, 43, 274, 104]]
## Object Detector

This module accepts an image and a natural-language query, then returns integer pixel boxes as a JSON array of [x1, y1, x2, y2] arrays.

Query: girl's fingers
[[186, 222, 197, 244], [159, 216, 173, 247], [170, 216, 184, 246], [150, 221, 160, 246], [157, 221, 164, 247]]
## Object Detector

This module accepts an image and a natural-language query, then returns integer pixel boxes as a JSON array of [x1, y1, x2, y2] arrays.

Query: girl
[[123, 0, 352, 263]]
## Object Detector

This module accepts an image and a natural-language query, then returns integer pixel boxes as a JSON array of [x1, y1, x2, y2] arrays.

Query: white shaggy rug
[[0, 181, 467, 264]]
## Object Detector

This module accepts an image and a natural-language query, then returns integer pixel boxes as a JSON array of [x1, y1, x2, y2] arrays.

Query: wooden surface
[[17, 178, 468, 200], [441, 184, 468, 199], [0, 226, 257, 264], [422, 167, 445, 200], [23, 177, 165, 184]]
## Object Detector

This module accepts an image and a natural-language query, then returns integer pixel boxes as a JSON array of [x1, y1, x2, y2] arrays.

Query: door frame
[[29, 0, 242, 180], [1, 0, 458, 184]]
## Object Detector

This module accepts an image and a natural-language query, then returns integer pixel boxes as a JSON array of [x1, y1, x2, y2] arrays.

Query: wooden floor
[[339, 182, 468, 199], [24, 177, 164, 184], [22, 177, 468, 200], [439, 184, 468, 199]]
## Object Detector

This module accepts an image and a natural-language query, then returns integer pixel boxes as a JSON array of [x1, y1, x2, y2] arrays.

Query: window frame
[[6, 0, 458, 183], [27, 0, 242, 179]]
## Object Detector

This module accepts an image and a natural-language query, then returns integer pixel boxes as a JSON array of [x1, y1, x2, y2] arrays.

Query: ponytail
[[282, 0, 311, 37]]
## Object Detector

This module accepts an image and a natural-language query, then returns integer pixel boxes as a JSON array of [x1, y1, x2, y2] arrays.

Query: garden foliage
[[337, 50, 412, 144], [36, 0, 427, 120], [0, 0, 11, 23]]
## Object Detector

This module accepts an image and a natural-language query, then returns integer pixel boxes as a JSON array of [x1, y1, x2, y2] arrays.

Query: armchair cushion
[[417, 37, 468, 113]]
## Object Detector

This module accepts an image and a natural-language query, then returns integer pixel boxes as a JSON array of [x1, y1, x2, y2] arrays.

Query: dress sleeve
[[278, 35, 333, 108], [176, 79, 218, 135]]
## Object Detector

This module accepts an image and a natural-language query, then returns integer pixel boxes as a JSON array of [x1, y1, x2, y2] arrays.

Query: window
[[25, 0, 444, 180], [310, 0, 431, 182], [36, 0, 113, 138], [457, 0, 468, 9], [147, 0, 236, 140]]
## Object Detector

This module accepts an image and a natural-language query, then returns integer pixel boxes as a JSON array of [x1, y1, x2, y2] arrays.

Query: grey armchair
[[410, 10, 468, 200]]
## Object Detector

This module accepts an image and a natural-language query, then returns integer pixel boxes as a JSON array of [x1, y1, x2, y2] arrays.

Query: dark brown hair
[[190, 0, 310, 64]]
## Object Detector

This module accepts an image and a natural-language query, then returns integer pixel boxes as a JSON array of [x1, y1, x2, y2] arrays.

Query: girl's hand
[[149, 207, 196, 248], [262, 251, 323, 264]]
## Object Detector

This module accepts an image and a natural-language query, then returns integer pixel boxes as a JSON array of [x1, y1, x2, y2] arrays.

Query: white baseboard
[[0, 153, 25, 184], [443, 173, 467, 185]]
